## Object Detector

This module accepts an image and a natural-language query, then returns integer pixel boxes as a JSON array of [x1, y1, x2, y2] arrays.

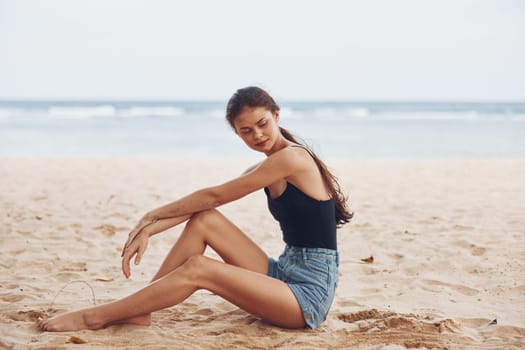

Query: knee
[[177, 254, 209, 287], [186, 209, 221, 231]]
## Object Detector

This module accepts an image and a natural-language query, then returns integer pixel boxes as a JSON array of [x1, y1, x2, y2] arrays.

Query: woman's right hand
[[121, 229, 150, 279], [120, 213, 192, 278], [121, 216, 157, 257]]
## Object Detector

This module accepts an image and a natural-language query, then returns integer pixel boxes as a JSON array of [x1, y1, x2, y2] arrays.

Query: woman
[[37, 86, 352, 332]]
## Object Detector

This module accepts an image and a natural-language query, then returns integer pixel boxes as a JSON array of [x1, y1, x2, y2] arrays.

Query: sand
[[1, 158, 524, 349]]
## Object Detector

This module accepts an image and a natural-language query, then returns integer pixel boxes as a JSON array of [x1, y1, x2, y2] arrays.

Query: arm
[[121, 148, 304, 278], [143, 148, 302, 222], [242, 161, 262, 175], [122, 214, 191, 256]]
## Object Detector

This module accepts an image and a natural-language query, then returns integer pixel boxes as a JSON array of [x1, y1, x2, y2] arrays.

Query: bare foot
[[37, 310, 152, 332], [37, 309, 101, 332]]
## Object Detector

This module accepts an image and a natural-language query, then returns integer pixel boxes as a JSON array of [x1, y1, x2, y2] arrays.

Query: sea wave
[[0, 105, 186, 120], [1, 101, 524, 122], [0, 108, 25, 120], [118, 107, 184, 118], [48, 106, 116, 119], [372, 111, 480, 121]]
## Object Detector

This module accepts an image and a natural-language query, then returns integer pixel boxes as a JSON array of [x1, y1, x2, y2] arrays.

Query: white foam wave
[[374, 111, 480, 121], [313, 107, 338, 116], [279, 107, 304, 119], [48, 106, 116, 119], [0, 108, 25, 119], [208, 109, 227, 119], [510, 114, 525, 122], [309, 107, 370, 120], [2, 103, 523, 123], [346, 107, 370, 118], [118, 107, 184, 118]]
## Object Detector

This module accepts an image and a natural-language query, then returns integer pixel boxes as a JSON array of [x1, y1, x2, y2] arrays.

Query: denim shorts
[[267, 245, 339, 329]]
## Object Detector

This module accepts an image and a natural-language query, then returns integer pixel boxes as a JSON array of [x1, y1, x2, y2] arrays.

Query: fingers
[[121, 237, 149, 278], [121, 246, 136, 279], [121, 250, 129, 278], [121, 218, 152, 276], [134, 240, 148, 266], [122, 219, 150, 257], [122, 226, 142, 257], [121, 230, 137, 257]]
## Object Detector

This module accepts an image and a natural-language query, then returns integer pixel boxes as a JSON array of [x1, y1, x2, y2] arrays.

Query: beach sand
[[1, 158, 524, 349]]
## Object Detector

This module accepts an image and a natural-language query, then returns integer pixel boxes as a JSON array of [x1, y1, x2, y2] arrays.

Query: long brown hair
[[226, 86, 353, 227]]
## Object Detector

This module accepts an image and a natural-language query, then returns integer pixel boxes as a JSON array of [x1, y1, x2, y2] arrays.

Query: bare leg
[[152, 209, 270, 278], [38, 254, 304, 331], [38, 210, 292, 331], [108, 209, 268, 327]]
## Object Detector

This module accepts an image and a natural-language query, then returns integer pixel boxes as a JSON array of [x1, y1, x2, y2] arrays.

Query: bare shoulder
[[283, 145, 318, 170], [287, 144, 315, 160], [239, 146, 310, 186], [259, 145, 311, 172], [240, 148, 297, 176], [209, 145, 317, 204]]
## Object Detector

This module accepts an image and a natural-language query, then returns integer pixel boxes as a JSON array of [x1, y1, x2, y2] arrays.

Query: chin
[[256, 141, 272, 152]]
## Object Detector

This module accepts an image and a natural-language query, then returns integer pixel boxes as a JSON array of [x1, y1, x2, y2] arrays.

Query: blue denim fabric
[[267, 245, 339, 329]]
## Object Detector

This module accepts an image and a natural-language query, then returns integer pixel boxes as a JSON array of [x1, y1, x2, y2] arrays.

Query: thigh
[[187, 209, 270, 275], [193, 255, 305, 329]]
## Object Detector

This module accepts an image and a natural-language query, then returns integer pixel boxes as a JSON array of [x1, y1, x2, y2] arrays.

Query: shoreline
[[1, 158, 524, 348]]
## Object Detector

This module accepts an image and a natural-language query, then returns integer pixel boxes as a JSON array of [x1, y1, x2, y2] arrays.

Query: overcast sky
[[1, 0, 524, 101]]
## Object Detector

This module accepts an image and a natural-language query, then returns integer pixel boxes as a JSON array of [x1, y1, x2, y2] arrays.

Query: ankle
[[83, 308, 105, 330]]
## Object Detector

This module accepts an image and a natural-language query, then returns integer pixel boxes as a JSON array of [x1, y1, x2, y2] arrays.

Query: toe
[[38, 319, 48, 331]]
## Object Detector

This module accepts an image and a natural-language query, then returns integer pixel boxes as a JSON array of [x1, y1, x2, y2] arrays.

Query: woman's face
[[233, 106, 281, 154]]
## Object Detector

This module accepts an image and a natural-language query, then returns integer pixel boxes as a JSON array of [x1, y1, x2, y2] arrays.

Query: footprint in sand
[[56, 272, 84, 281], [5, 309, 57, 322], [337, 308, 462, 333], [194, 308, 214, 316], [0, 292, 25, 302], [470, 246, 486, 256], [452, 224, 475, 231], [418, 216, 443, 224], [422, 279, 479, 296], [335, 309, 465, 348], [389, 253, 404, 261], [62, 261, 88, 272], [93, 224, 128, 237], [105, 212, 131, 220], [454, 240, 487, 256], [338, 299, 363, 308]]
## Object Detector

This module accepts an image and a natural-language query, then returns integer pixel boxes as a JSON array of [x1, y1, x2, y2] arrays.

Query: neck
[[265, 135, 290, 156]]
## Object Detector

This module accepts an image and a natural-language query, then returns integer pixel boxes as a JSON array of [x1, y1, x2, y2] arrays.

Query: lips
[[256, 140, 268, 147]]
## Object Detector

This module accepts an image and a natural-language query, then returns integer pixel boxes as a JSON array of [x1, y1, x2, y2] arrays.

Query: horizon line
[[1, 98, 525, 104]]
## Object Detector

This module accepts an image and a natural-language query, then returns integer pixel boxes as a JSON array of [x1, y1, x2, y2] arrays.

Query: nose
[[254, 128, 263, 139]]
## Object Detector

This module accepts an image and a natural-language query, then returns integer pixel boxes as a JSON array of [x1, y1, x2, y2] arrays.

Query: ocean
[[1, 100, 524, 159]]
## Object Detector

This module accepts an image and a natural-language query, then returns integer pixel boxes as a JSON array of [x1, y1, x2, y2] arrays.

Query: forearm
[[142, 214, 192, 238], [145, 188, 219, 222]]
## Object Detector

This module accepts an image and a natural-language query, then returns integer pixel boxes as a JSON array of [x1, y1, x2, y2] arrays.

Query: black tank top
[[264, 181, 337, 250]]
